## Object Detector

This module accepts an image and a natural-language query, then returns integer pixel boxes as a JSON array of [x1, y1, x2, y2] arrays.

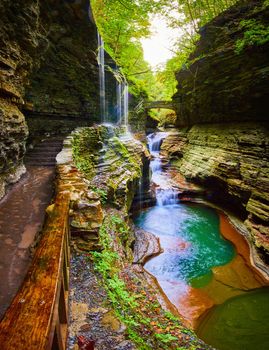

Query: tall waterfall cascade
[[147, 132, 179, 206], [116, 78, 129, 128], [97, 33, 107, 123], [97, 33, 129, 127]]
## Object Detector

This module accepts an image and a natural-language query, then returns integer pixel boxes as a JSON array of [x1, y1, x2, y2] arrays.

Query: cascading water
[[123, 83, 129, 128], [115, 78, 129, 130], [97, 33, 107, 123], [116, 81, 123, 124], [147, 132, 178, 206], [97, 34, 128, 127]]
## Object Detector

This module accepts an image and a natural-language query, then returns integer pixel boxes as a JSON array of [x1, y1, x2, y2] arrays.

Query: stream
[[133, 132, 269, 350]]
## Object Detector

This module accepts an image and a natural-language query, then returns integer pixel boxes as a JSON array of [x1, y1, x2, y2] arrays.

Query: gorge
[[0, 0, 269, 350]]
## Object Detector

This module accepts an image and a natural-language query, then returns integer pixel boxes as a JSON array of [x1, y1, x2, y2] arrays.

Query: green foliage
[[155, 333, 178, 343], [92, 250, 118, 276], [153, 0, 237, 100], [91, 186, 107, 204], [91, 0, 165, 98], [235, 19, 269, 54], [72, 129, 100, 179], [111, 214, 130, 245], [92, 0, 238, 101], [154, 35, 198, 101]]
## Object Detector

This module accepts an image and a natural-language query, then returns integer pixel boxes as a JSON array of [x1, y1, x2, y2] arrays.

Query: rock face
[[24, 0, 100, 123], [71, 125, 150, 212], [56, 135, 104, 252], [163, 124, 269, 260], [0, 0, 101, 198], [170, 1, 269, 260], [55, 125, 149, 251], [173, 0, 269, 126], [0, 0, 47, 198]]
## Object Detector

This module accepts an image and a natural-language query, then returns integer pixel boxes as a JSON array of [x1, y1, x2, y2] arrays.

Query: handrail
[[0, 191, 70, 350]]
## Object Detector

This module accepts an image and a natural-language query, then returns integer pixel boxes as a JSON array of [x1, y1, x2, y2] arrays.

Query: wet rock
[[145, 114, 158, 133], [161, 123, 269, 258], [133, 227, 162, 264]]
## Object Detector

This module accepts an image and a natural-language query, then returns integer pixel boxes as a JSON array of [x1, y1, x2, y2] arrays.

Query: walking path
[[0, 137, 63, 319]]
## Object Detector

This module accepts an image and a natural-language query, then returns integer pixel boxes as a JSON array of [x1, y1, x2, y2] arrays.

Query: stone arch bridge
[[143, 100, 176, 111]]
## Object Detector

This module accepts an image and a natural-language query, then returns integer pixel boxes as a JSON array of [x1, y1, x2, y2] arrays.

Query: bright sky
[[141, 15, 182, 70]]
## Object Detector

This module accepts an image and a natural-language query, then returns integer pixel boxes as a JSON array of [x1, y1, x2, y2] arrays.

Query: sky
[[141, 14, 182, 70]]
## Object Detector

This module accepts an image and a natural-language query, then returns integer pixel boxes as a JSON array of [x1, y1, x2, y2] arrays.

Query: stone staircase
[[25, 137, 64, 166]]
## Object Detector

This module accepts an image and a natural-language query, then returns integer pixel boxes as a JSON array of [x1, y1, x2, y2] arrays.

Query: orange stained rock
[[158, 279, 214, 328], [176, 285, 214, 328], [219, 213, 268, 284]]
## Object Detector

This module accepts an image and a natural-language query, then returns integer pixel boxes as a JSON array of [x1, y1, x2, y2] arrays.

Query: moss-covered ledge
[[70, 125, 150, 212]]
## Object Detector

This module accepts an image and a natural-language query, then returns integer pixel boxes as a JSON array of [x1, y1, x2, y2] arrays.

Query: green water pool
[[134, 203, 235, 285], [197, 288, 269, 350], [134, 203, 269, 350]]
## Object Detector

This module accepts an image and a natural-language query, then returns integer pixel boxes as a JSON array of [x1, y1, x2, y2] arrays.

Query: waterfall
[[116, 81, 123, 124], [97, 34, 128, 128], [97, 33, 107, 123], [147, 132, 179, 206], [156, 188, 179, 206], [116, 79, 129, 129], [123, 83, 129, 128]]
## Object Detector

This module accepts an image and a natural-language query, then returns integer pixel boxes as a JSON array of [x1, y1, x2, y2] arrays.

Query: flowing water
[[123, 83, 129, 128], [97, 34, 129, 126], [97, 33, 107, 123], [116, 81, 123, 123], [133, 132, 269, 350]]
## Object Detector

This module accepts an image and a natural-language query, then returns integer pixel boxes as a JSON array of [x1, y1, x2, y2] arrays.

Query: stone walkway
[[0, 166, 56, 319], [0, 136, 64, 319]]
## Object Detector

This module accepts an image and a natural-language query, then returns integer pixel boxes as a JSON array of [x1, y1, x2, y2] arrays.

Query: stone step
[[30, 145, 63, 151], [25, 158, 59, 163], [26, 162, 56, 166], [25, 136, 65, 167]]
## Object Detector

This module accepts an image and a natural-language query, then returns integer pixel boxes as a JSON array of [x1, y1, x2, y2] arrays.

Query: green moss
[[72, 127, 103, 180], [235, 19, 269, 54], [91, 186, 107, 204]]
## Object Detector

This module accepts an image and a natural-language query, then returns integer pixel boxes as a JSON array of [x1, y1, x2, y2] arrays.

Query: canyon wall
[[173, 0, 269, 126], [0, 0, 101, 199], [24, 0, 101, 138], [171, 0, 269, 260]]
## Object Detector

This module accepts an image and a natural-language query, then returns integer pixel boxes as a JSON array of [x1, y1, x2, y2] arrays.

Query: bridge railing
[[143, 100, 176, 110], [0, 191, 70, 350]]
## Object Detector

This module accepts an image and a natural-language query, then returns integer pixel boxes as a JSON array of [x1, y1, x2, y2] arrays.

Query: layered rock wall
[[173, 0, 269, 126], [162, 124, 269, 256], [24, 0, 100, 122], [0, 0, 101, 198], [0, 0, 48, 197], [170, 0, 269, 258]]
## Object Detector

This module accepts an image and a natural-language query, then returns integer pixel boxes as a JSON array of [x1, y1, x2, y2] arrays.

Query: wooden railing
[[0, 191, 70, 350]]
